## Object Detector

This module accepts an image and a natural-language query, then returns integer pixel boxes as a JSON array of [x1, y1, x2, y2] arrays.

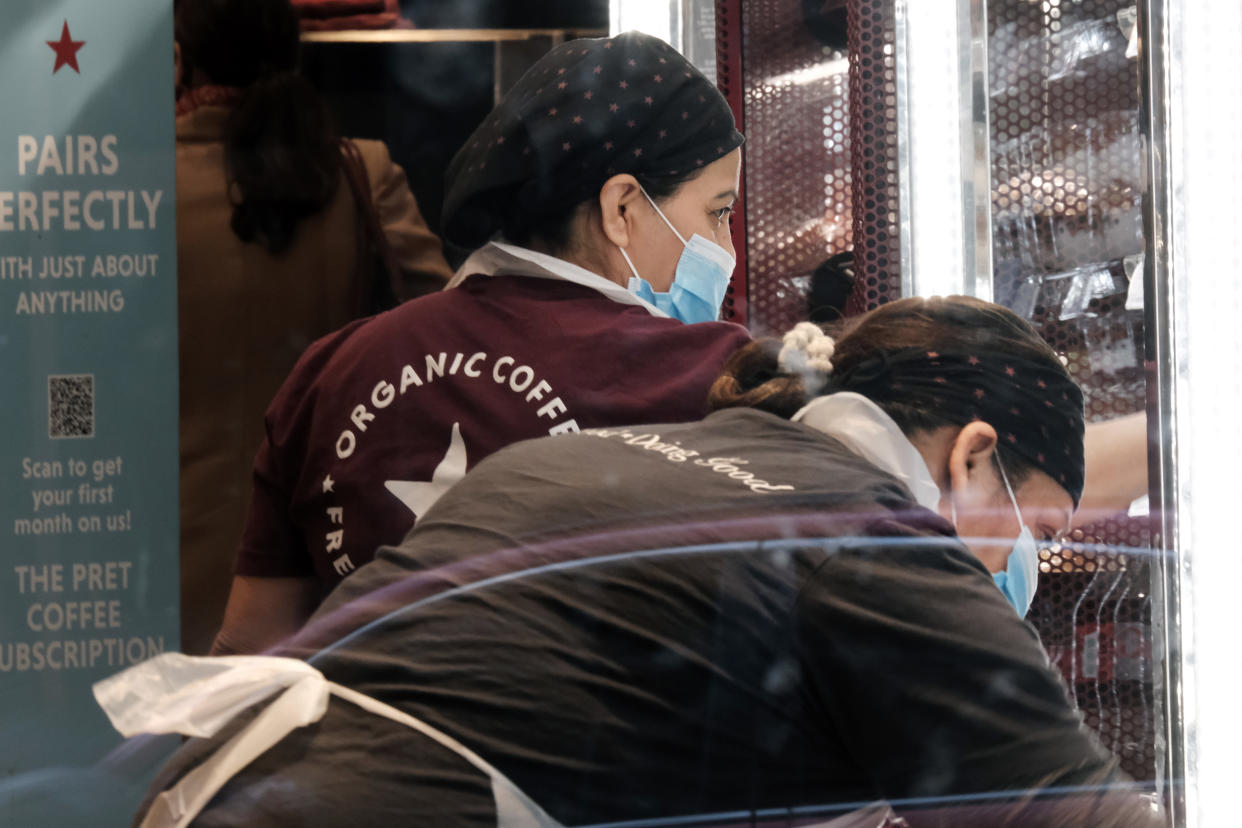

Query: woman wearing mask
[[111, 296, 1159, 827], [209, 31, 752, 655]]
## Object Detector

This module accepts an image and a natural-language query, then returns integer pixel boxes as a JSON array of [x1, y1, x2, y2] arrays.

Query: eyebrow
[[714, 189, 739, 201]]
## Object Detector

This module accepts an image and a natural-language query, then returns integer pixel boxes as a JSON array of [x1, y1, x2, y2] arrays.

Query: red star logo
[[48, 20, 85, 75]]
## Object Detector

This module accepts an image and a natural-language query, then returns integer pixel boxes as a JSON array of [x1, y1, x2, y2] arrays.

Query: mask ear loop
[[952, 456, 1026, 532], [640, 188, 688, 245], [617, 246, 643, 281], [620, 188, 686, 281], [996, 454, 1028, 528]]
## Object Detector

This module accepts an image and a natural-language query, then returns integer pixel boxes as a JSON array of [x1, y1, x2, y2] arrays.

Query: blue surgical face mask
[[991, 458, 1040, 618], [619, 189, 736, 324], [949, 457, 1040, 618]]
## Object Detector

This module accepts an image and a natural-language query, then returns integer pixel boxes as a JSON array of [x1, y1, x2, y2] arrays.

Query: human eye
[[711, 205, 735, 225]]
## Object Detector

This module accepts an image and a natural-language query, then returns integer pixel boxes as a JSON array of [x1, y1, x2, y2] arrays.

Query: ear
[[597, 174, 645, 249], [946, 420, 999, 507]]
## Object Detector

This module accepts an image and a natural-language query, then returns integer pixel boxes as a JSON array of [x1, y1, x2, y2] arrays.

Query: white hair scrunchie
[[777, 322, 836, 392]]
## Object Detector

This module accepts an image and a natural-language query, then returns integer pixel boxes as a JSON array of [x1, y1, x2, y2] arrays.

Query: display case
[[705, 0, 1242, 822]]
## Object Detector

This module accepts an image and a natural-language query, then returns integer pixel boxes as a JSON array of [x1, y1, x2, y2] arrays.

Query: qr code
[[48, 374, 95, 439]]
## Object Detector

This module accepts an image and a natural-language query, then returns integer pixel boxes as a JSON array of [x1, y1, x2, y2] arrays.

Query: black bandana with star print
[[830, 348, 1087, 504], [443, 31, 744, 254]]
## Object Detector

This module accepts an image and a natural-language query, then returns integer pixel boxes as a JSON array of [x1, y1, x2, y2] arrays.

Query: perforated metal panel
[[845, 0, 900, 316], [719, 0, 1156, 785], [718, 0, 852, 334], [716, 0, 750, 325], [988, 0, 1153, 782], [1034, 552, 1156, 781]]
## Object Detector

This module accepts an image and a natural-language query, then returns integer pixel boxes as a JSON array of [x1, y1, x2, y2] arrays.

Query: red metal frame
[[715, 0, 749, 327]]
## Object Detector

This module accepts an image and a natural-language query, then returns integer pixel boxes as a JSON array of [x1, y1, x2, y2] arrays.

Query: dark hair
[[709, 295, 1078, 485], [499, 168, 706, 255], [176, 0, 341, 255]]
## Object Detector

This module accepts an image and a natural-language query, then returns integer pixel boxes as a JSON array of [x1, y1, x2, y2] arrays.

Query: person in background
[[117, 296, 1161, 827], [207, 31, 753, 655], [174, 0, 452, 654], [1077, 410, 1147, 527]]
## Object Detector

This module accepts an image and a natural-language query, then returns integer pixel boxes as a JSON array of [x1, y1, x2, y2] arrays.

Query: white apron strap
[[329, 682, 561, 828], [137, 675, 327, 828], [95, 653, 561, 828]]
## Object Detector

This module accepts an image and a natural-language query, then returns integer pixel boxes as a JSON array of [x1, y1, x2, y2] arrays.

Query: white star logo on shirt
[[323, 474, 335, 493], [384, 422, 468, 524]]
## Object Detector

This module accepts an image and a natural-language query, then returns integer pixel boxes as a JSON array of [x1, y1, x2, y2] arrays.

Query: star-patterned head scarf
[[829, 349, 1087, 504], [443, 31, 744, 253]]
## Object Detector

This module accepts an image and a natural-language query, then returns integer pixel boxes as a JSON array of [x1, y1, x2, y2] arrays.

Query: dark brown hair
[[176, 0, 341, 255], [709, 295, 1080, 486]]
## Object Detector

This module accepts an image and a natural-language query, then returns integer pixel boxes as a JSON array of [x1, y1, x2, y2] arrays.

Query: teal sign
[[0, 0, 178, 821]]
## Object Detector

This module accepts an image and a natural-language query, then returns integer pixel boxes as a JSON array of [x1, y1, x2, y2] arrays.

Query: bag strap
[[339, 138, 402, 313]]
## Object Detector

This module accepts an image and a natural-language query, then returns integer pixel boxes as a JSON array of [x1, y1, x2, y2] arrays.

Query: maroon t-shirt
[[237, 273, 752, 587]]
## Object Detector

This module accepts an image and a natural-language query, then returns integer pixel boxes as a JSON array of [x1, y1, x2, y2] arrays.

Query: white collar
[[791, 392, 943, 510], [448, 241, 669, 318]]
